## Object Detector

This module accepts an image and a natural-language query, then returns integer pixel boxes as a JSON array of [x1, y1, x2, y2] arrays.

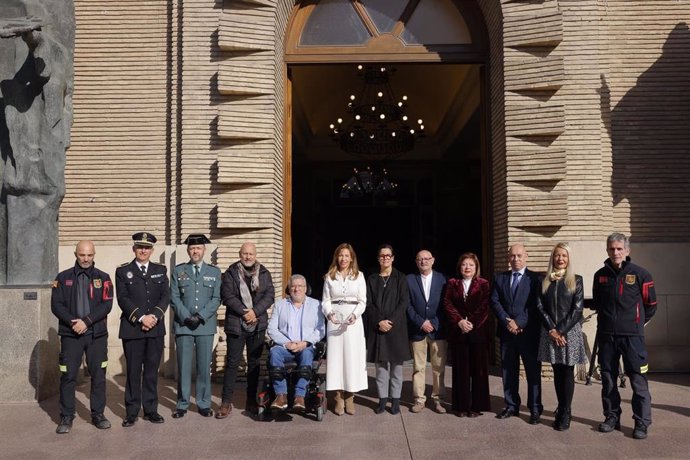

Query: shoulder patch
[[52, 280, 59, 289], [625, 274, 636, 285], [599, 276, 608, 284], [119, 262, 130, 267]]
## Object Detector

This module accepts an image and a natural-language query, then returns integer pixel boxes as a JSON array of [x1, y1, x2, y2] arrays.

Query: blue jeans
[[269, 345, 314, 397]]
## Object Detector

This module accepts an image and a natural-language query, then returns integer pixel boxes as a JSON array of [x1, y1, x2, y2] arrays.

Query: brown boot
[[215, 401, 232, 419], [333, 390, 344, 416], [344, 391, 356, 415]]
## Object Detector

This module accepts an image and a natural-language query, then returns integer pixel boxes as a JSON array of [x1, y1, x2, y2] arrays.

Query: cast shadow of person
[[603, 22, 690, 236], [29, 326, 66, 424]]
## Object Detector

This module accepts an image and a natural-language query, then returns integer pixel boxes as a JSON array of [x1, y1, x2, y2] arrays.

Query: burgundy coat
[[443, 277, 492, 344]]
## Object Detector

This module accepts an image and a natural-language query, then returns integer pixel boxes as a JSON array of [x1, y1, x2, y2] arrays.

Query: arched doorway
[[284, 0, 490, 293]]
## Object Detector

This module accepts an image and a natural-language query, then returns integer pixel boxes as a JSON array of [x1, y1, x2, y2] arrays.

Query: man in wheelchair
[[265, 274, 325, 413]]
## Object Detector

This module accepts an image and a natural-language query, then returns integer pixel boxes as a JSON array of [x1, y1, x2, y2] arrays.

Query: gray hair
[[288, 274, 307, 288], [606, 232, 630, 249]]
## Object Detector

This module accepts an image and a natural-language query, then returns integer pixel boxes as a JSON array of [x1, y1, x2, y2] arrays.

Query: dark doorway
[[290, 63, 484, 298]]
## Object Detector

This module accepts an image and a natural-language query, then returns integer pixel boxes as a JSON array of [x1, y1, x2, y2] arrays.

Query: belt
[[335, 300, 358, 305]]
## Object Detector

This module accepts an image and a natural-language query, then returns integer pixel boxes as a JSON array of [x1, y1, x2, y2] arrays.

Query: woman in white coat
[[322, 243, 368, 415]]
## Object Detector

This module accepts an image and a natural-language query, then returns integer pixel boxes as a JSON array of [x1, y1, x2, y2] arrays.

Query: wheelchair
[[256, 340, 327, 421]]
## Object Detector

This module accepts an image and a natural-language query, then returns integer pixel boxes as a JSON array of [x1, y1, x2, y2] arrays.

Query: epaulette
[[175, 262, 188, 267], [119, 262, 130, 267], [150, 261, 164, 266]]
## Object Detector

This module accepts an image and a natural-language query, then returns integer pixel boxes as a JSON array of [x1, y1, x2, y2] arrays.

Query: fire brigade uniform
[[592, 257, 657, 427]]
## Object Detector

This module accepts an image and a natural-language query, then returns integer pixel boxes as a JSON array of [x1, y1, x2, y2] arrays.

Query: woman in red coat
[[443, 252, 492, 417]]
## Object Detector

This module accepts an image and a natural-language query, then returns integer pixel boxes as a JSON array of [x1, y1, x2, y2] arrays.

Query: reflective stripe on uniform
[[640, 364, 649, 374], [59, 364, 67, 373], [101, 361, 108, 368]]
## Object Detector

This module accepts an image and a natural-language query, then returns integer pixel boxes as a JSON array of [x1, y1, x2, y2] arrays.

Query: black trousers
[[552, 364, 575, 411], [122, 336, 164, 417], [500, 333, 543, 413], [59, 334, 108, 418], [221, 328, 266, 403], [451, 341, 491, 413], [598, 334, 652, 426]]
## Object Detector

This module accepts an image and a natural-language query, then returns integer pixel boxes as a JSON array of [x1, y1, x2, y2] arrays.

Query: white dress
[[321, 271, 368, 392]]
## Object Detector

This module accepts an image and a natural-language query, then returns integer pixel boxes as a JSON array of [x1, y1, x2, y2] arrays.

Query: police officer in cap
[[51, 240, 114, 434], [116, 232, 170, 427], [171, 234, 221, 418]]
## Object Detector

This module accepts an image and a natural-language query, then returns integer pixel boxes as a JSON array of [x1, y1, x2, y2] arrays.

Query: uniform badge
[[52, 280, 59, 289], [625, 274, 636, 285], [126, 271, 134, 279], [599, 276, 608, 283], [65, 280, 73, 286], [179, 272, 189, 280], [142, 232, 148, 240], [93, 279, 102, 288]]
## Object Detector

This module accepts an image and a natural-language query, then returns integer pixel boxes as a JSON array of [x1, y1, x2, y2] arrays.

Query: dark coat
[[406, 270, 447, 341], [365, 268, 412, 363], [115, 260, 170, 339], [536, 275, 584, 335], [443, 277, 492, 344], [490, 268, 542, 342], [221, 261, 274, 336], [51, 262, 114, 338]]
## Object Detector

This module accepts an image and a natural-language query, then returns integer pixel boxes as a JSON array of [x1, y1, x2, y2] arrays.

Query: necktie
[[511, 272, 520, 298], [194, 265, 200, 277], [76, 272, 90, 318], [140, 265, 146, 277]]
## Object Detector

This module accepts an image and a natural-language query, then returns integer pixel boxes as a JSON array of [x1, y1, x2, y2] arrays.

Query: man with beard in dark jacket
[[593, 232, 657, 440], [216, 241, 274, 419], [51, 240, 113, 434]]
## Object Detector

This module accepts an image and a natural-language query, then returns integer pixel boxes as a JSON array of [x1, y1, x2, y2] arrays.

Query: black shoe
[[56, 415, 74, 434], [633, 421, 648, 440], [143, 412, 165, 424], [496, 408, 518, 419], [122, 415, 137, 427], [92, 413, 111, 430], [390, 398, 401, 415], [172, 409, 187, 419], [199, 408, 213, 417], [556, 409, 571, 431], [529, 411, 541, 425], [552, 407, 562, 429], [598, 415, 621, 433], [374, 399, 387, 414]]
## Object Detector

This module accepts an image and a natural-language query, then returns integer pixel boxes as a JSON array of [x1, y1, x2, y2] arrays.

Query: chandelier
[[329, 65, 424, 161]]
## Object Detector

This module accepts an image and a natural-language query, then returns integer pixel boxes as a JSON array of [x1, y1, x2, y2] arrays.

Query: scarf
[[238, 262, 261, 332], [549, 269, 566, 282]]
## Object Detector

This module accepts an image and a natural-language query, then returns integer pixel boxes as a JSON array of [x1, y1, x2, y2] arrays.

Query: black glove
[[193, 313, 206, 325], [184, 316, 200, 330]]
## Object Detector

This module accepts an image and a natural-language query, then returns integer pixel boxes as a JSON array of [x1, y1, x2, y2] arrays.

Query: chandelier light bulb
[[370, 134, 375, 139], [410, 129, 415, 134], [380, 67, 386, 72], [418, 119, 423, 124], [420, 125, 425, 130], [392, 132, 396, 137], [329, 124, 334, 129], [402, 95, 408, 101], [350, 132, 355, 137], [398, 102, 403, 107], [337, 118, 343, 124], [377, 92, 383, 98], [380, 114, 385, 120], [357, 65, 363, 70], [355, 115, 361, 120], [402, 115, 408, 121], [371, 106, 376, 111], [350, 95, 356, 100]]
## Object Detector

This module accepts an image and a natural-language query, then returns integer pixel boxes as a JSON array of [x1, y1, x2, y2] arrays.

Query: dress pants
[[59, 334, 108, 417], [410, 337, 447, 404], [598, 334, 652, 426], [500, 332, 542, 413], [175, 334, 214, 410], [451, 341, 490, 413], [375, 361, 403, 399], [122, 336, 164, 417], [221, 329, 266, 402]]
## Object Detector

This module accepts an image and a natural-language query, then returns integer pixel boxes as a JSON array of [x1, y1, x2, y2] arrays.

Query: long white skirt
[[325, 305, 368, 392]]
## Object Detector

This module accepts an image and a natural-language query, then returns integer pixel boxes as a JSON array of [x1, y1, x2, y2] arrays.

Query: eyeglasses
[[416, 257, 433, 262], [378, 254, 393, 260]]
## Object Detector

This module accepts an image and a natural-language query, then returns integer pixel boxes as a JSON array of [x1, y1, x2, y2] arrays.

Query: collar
[[74, 262, 94, 277], [511, 269, 526, 276]]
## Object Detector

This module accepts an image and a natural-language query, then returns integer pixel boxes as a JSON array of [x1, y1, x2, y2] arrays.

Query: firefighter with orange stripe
[[51, 240, 114, 434], [592, 232, 657, 440]]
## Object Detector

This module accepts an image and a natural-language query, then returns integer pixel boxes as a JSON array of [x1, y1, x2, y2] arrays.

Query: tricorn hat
[[132, 232, 157, 247], [183, 234, 211, 245]]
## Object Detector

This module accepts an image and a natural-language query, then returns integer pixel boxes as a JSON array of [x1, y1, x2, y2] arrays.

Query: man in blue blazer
[[490, 243, 543, 424], [407, 250, 448, 414]]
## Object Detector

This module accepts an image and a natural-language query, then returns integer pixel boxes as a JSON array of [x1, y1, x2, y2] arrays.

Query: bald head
[[508, 243, 528, 271], [75, 240, 96, 269], [239, 241, 257, 268], [415, 250, 435, 275]]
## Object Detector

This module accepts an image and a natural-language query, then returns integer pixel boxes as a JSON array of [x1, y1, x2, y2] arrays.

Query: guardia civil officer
[[51, 240, 113, 434], [116, 232, 170, 427], [171, 234, 221, 418], [593, 233, 657, 440]]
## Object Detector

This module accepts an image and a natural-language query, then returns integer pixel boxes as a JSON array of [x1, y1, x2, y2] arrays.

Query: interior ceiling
[[291, 63, 481, 162]]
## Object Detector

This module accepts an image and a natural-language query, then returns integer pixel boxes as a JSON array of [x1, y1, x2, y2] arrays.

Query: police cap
[[132, 232, 157, 247]]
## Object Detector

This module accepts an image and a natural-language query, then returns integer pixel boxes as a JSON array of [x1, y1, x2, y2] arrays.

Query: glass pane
[[361, 0, 407, 34], [401, 0, 472, 45], [300, 0, 372, 46]]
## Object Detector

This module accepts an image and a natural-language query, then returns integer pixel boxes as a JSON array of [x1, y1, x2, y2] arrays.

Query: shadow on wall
[[602, 22, 690, 240], [29, 326, 59, 403]]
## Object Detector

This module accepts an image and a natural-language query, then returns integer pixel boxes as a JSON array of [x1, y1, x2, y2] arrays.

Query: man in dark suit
[[116, 232, 170, 427], [407, 249, 448, 414], [170, 234, 221, 419], [490, 243, 543, 424]]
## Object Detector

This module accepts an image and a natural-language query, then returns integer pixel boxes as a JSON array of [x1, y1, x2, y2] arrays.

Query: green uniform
[[171, 261, 221, 411]]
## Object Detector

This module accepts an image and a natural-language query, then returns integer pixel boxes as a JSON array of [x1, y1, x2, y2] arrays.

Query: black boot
[[552, 407, 562, 430], [556, 408, 571, 431], [390, 398, 401, 415], [374, 398, 387, 414]]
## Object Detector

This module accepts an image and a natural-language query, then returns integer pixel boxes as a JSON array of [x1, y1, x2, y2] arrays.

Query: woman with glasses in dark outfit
[[443, 253, 492, 417], [365, 244, 411, 414]]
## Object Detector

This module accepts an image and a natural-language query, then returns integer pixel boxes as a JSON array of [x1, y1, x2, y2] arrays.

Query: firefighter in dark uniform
[[51, 240, 113, 434], [593, 232, 657, 440], [116, 232, 170, 427]]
